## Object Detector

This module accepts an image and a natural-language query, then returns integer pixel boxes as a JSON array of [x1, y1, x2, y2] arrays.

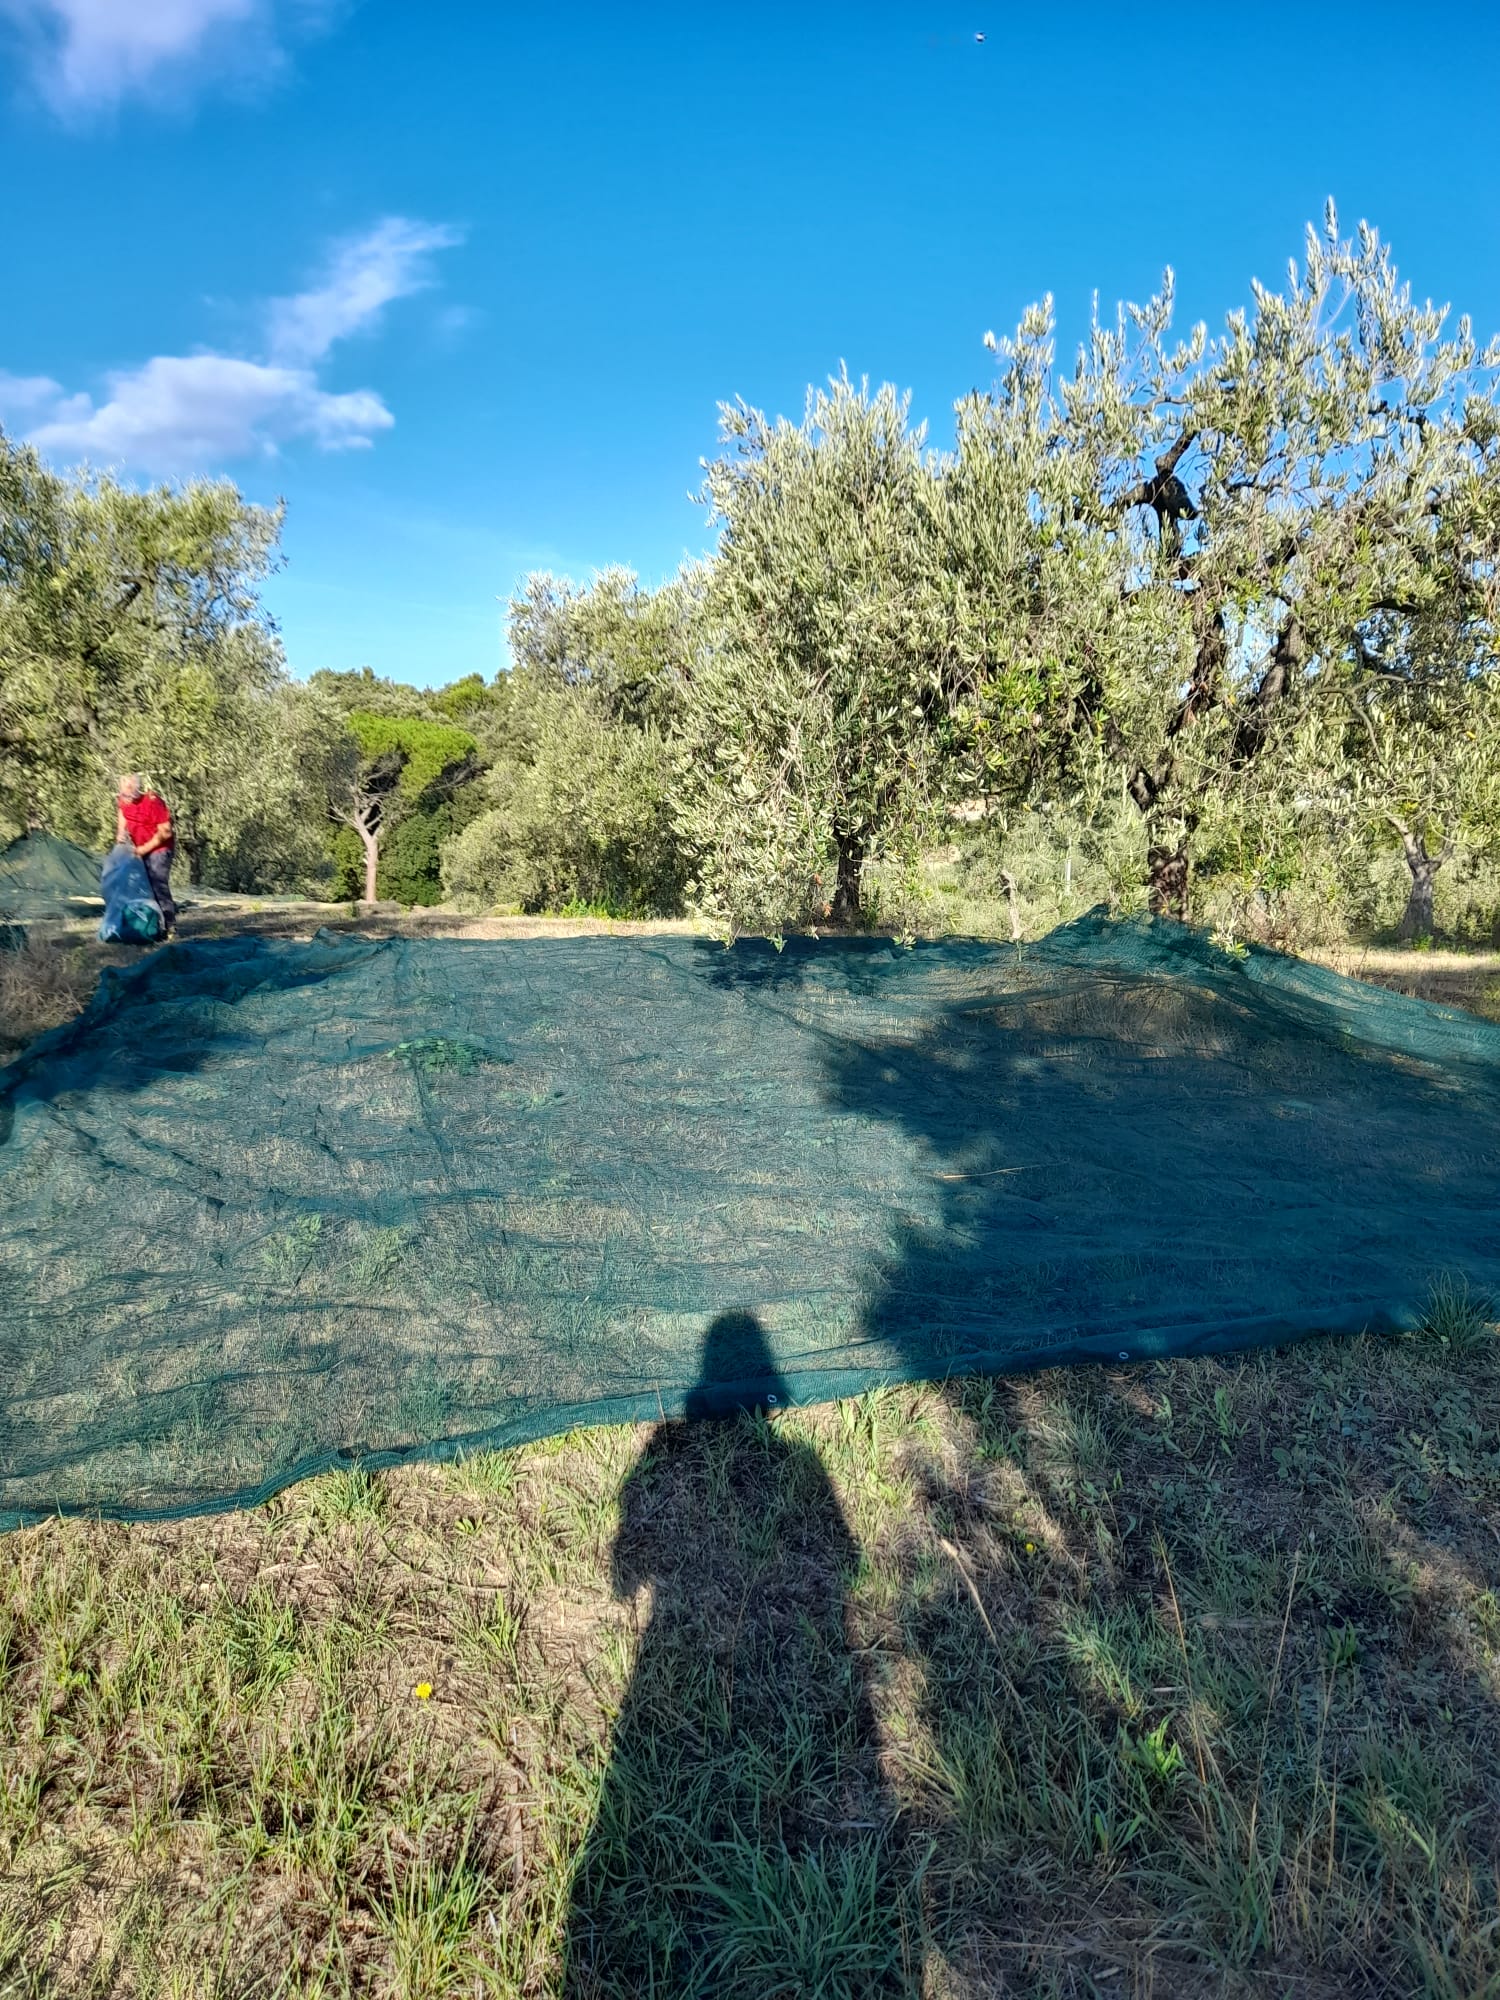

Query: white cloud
[[0, 370, 65, 413], [21, 355, 392, 464], [0, 0, 274, 112], [0, 217, 459, 475], [267, 218, 466, 364]]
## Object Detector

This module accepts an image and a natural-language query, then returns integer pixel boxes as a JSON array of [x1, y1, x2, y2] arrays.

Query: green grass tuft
[[1417, 1271, 1495, 1354]]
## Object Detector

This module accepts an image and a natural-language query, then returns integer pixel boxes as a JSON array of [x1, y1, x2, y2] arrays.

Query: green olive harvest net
[[2, 911, 1498, 1527]]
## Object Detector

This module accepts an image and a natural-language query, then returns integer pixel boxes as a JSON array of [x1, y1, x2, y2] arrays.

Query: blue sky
[[2, 1, 1498, 689]]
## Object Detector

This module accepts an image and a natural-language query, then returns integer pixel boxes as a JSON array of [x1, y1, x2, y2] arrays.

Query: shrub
[[443, 692, 686, 916]]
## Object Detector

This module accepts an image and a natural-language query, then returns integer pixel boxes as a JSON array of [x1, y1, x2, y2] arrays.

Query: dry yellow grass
[[0, 932, 99, 1055], [1310, 944, 1500, 1022]]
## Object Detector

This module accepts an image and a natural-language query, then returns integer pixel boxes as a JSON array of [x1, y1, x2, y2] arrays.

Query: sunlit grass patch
[[308, 1463, 387, 1526], [4, 1329, 1500, 1995]]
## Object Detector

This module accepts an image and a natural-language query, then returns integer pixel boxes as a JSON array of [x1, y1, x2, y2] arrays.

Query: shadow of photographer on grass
[[563, 1310, 919, 1998]]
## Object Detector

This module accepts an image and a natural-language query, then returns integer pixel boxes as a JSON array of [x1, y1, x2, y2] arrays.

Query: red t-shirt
[[119, 792, 173, 849]]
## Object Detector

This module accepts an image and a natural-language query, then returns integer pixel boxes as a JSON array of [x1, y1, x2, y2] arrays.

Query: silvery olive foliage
[[441, 565, 694, 916], [673, 373, 1029, 937], [0, 430, 289, 859], [952, 205, 1500, 919], [443, 684, 682, 915], [667, 210, 1500, 935]]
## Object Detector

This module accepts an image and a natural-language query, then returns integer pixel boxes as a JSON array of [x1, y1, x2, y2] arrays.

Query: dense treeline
[[3, 208, 1498, 941]]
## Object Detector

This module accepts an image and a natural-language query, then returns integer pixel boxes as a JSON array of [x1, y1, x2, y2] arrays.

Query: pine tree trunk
[[831, 834, 864, 926], [1147, 842, 1190, 920], [358, 820, 381, 905]]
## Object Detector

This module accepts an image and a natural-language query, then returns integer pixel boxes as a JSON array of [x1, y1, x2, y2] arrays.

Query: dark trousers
[[143, 847, 177, 931]]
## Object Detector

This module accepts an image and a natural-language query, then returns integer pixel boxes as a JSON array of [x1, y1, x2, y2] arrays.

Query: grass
[[3, 1301, 1499, 1998], [1310, 943, 1500, 1023], [0, 931, 98, 1058]]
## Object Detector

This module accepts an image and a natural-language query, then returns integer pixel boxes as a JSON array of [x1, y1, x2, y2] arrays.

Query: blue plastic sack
[[98, 844, 162, 943]]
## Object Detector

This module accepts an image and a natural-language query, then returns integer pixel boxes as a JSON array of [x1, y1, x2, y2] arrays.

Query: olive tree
[[960, 209, 1500, 917], [0, 430, 285, 845], [1291, 637, 1500, 939], [443, 682, 682, 914], [508, 564, 693, 737], [442, 566, 695, 914], [675, 373, 996, 935], [198, 681, 360, 894], [108, 621, 291, 881]]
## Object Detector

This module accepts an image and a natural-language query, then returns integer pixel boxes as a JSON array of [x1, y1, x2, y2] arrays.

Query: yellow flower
[[413, 1681, 433, 1701], [1023, 1541, 1036, 1555]]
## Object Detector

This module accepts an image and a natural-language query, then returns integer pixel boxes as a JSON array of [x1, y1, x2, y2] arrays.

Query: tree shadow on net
[[691, 931, 925, 995], [563, 1310, 920, 1999], [803, 957, 1500, 1991], [820, 963, 1500, 1383]]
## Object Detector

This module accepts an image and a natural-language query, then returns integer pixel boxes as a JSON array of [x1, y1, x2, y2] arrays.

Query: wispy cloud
[[0, 0, 287, 113], [0, 372, 64, 414], [267, 218, 466, 365], [0, 217, 463, 475]]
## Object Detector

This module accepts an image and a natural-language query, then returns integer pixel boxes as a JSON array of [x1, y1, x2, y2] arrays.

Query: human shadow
[[557, 925, 1500, 1991], [563, 1310, 917, 1998]]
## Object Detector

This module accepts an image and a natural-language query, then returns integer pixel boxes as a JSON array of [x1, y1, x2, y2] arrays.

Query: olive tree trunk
[[1395, 824, 1446, 941], [1147, 842, 1190, 920], [831, 832, 865, 926]]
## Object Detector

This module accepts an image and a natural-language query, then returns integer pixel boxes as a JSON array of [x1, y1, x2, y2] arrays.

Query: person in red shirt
[[115, 774, 177, 935]]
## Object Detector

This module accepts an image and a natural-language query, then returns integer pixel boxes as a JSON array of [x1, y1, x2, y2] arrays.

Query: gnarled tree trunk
[[1123, 611, 1298, 926], [831, 832, 864, 926], [1147, 842, 1190, 920], [1394, 823, 1446, 941]]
